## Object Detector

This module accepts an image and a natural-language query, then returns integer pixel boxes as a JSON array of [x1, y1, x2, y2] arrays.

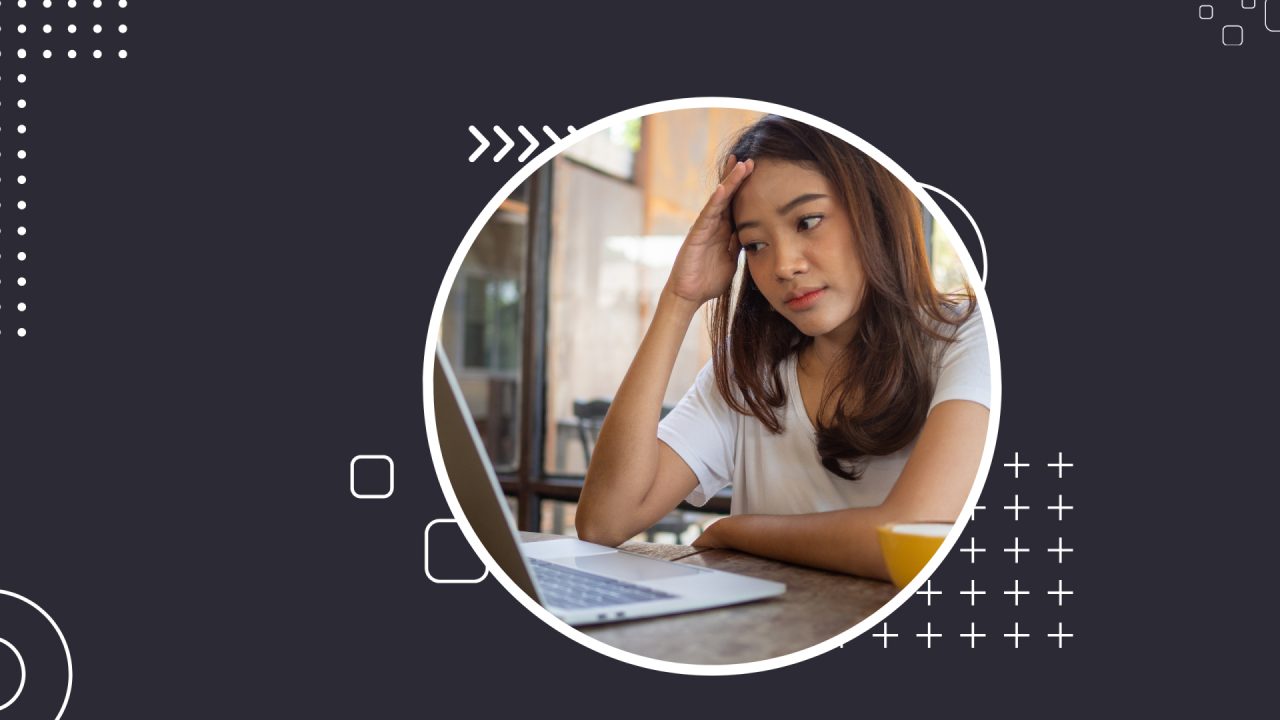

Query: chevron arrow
[[468, 125, 579, 162], [468, 125, 490, 162], [517, 125, 539, 162], [542, 125, 578, 143], [492, 125, 514, 162]]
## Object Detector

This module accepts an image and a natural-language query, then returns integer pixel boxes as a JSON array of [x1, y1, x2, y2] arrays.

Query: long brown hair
[[709, 115, 975, 480]]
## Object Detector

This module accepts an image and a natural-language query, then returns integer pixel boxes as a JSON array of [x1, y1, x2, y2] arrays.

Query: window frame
[[497, 161, 730, 531]]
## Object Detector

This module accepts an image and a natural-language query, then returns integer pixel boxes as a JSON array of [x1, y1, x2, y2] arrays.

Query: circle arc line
[[919, 182, 988, 286]]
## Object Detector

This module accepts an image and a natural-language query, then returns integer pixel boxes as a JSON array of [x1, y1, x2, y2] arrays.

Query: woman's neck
[[802, 314, 858, 375]]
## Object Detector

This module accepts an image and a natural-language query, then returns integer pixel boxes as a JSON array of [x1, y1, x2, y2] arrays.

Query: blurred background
[[439, 108, 969, 543]]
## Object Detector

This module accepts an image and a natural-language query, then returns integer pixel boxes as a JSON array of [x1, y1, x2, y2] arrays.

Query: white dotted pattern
[[4, 0, 130, 340], [8, 3, 131, 62]]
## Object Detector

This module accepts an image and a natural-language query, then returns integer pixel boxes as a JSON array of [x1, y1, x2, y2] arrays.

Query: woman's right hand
[[665, 155, 755, 305]]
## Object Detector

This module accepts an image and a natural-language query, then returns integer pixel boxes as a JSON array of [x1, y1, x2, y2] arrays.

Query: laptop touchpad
[[552, 552, 702, 581]]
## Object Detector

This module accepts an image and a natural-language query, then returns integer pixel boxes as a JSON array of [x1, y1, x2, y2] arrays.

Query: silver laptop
[[433, 347, 785, 626]]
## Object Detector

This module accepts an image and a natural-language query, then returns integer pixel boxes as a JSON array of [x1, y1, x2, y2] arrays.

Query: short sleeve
[[929, 303, 992, 412], [657, 361, 739, 507]]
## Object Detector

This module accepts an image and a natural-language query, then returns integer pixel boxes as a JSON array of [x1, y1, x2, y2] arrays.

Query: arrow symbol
[[469, 124, 579, 162], [468, 125, 490, 163], [517, 125, 539, 162], [492, 125, 514, 162]]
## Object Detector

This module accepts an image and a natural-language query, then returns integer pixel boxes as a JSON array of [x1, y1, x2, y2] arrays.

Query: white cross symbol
[[960, 536, 986, 563], [969, 503, 985, 522], [960, 621, 985, 648], [1004, 578, 1029, 606], [1048, 621, 1074, 648], [872, 622, 898, 648], [1004, 451, 1030, 479], [1004, 621, 1030, 648], [1004, 536, 1028, 563], [1048, 579, 1074, 606], [960, 579, 986, 606], [1004, 494, 1029, 521], [1048, 536, 1074, 563], [1048, 494, 1074, 521], [916, 579, 942, 606], [916, 621, 941, 649], [1048, 451, 1074, 478]]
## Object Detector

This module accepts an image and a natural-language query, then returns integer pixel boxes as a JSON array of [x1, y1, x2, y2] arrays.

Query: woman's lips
[[785, 288, 826, 310]]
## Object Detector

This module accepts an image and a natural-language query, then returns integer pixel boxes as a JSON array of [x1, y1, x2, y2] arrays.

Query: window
[[443, 200, 528, 473]]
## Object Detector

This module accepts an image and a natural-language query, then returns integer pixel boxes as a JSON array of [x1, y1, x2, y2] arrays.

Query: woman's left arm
[[692, 399, 990, 580]]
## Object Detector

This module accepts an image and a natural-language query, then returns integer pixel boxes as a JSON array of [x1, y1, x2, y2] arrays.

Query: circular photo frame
[[423, 97, 1002, 675]]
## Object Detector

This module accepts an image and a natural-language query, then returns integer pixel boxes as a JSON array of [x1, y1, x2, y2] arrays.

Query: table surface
[[520, 531, 897, 665]]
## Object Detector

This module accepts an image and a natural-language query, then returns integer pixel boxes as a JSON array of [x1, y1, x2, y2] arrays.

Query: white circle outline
[[0, 638, 26, 712], [0, 590, 72, 717], [422, 96, 1003, 675], [919, 183, 988, 286]]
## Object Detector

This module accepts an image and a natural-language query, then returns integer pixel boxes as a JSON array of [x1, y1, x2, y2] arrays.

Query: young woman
[[575, 115, 991, 581]]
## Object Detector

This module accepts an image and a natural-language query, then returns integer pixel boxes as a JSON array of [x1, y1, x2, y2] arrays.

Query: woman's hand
[[665, 155, 755, 305]]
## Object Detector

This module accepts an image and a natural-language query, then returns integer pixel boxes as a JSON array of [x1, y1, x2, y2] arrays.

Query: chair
[[572, 399, 613, 469], [573, 399, 697, 543]]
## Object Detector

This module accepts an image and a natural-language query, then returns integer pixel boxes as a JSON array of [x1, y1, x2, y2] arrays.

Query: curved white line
[[0, 590, 72, 719], [0, 638, 25, 712], [919, 183, 988, 286]]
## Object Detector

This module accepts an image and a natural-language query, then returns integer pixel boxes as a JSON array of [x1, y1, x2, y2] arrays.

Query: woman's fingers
[[696, 158, 753, 234], [714, 158, 754, 211], [722, 153, 738, 181]]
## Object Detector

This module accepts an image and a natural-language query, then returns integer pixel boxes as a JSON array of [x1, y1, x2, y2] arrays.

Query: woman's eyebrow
[[735, 193, 828, 231]]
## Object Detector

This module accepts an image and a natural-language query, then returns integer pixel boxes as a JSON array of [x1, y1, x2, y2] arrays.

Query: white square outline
[[1268, 0, 1280, 30], [349, 454, 394, 499], [1222, 23, 1244, 45], [1199, 4, 1214, 19], [424, 519, 489, 584], [1243, 0, 1256, 10]]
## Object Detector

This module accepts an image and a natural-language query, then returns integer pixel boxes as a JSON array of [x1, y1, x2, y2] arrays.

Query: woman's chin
[[786, 315, 840, 338]]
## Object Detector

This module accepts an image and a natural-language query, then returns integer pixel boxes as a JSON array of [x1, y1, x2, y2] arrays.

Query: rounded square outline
[[1200, 4, 1214, 19], [424, 519, 489, 584], [349, 454, 395, 499], [1222, 23, 1244, 45]]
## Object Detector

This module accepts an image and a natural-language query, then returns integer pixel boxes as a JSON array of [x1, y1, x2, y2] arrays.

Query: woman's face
[[731, 158, 866, 342]]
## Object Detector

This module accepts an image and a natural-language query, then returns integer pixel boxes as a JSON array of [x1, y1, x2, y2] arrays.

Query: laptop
[[433, 346, 786, 626]]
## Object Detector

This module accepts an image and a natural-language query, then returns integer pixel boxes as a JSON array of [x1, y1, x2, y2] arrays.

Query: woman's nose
[[773, 238, 809, 280]]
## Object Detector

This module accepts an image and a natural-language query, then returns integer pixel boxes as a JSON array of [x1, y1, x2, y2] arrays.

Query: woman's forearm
[[576, 288, 700, 544], [697, 508, 900, 580]]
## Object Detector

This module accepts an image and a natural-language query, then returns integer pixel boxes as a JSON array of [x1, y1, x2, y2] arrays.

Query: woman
[[575, 115, 991, 581]]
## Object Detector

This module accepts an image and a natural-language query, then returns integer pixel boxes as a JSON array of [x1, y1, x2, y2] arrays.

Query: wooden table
[[520, 531, 897, 665]]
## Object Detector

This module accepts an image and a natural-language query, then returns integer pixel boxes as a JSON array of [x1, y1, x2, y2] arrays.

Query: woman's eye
[[741, 241, 765, 254], [798, 215, 823, 231]]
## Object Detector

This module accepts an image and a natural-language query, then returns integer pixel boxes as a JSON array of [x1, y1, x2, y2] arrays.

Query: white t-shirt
[[656, 304, 990, 515]]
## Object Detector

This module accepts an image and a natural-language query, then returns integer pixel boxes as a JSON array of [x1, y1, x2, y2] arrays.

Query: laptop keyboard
[[529, 557, 677, 609]]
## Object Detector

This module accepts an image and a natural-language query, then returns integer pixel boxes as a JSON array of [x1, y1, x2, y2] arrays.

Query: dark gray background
[[0, 1, 1266, 716]]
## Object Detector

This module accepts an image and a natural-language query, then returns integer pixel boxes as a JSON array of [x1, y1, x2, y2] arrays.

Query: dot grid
[[1, 0, 130, 341]]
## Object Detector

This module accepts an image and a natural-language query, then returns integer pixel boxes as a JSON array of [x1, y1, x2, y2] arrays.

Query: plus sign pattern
[[1, 0, 130, 342], [870, 451, 1077, 649]]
